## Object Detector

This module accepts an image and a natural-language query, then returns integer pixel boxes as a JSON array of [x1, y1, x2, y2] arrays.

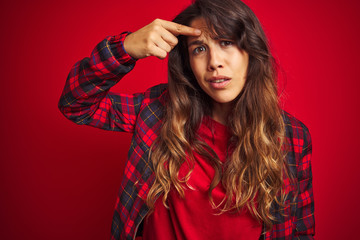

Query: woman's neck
[[211, 101, 232, 126]]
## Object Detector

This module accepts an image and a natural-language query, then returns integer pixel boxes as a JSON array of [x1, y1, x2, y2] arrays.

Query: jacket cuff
[[107, 32, 137, 66]]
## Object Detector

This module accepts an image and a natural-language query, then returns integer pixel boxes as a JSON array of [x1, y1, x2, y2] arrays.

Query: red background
[[1, 0, 359, 239]]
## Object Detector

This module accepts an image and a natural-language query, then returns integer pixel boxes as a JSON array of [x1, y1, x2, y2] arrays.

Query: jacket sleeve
[[58, 32, 144, 132], [294, 126, 315, 239]]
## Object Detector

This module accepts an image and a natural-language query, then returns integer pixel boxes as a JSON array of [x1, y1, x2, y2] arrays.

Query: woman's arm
[[58, 20, 201, 132], [294, 126, 315, 239], [58, 32, 142, 132]]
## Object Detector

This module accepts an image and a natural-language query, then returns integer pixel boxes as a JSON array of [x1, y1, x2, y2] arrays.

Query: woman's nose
[[207, 47, 223, 71]]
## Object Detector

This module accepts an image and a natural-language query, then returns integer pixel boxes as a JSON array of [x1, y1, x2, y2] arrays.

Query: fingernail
[[195, 29, 201, 35]]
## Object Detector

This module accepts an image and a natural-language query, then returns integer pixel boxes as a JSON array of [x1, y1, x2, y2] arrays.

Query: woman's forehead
[[187, 17, 232, 44], [189, 18, 215, 38], [188, 18, 220, 42]]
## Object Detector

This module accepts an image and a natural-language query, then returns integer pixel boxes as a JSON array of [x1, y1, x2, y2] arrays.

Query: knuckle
[[171, 37, 178, 46], [167, 38, 178, 48], [153, 18, 161, 25], [148, 32, 157, 41], [166, 45, 171, 53], [152, 24, 161, 32], [160, 52, 167, 59], [146, 41, 153, 50]]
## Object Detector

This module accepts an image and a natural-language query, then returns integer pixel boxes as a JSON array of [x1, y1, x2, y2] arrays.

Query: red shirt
[[143, 116, 262, 240]]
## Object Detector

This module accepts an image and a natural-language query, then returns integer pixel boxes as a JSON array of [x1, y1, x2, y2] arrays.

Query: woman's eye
[[193, 46, 206, 55], [220, 40, 234, 46]]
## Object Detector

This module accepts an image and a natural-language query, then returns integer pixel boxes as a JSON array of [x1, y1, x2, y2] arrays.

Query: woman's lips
[[207, 76, 231, 89]]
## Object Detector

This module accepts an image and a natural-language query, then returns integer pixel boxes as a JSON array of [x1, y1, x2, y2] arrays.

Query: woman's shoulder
[[143, 83, 168, 100], [282, 110, 311, 136], [281, 110, 312, 155]]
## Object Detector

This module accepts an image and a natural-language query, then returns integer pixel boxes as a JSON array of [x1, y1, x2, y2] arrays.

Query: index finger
[[160, 20, 201, 37]]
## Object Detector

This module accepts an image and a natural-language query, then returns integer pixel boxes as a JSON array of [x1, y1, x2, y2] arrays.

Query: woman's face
[[187, 18, 249, 107]]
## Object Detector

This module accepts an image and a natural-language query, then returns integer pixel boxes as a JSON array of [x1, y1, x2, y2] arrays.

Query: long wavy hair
[[147, 0, 289, 231]]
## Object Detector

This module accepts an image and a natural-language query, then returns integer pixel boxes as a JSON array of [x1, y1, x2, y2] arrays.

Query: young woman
[[58, 0, 314, 239]]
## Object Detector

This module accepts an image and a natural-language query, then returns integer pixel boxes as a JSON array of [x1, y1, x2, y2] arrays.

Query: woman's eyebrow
[[188, 40, 204, 47], [213, 35, 232, 40]]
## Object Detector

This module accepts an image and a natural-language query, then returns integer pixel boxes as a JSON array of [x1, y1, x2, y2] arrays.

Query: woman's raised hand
[[123, 19, 201, 60]]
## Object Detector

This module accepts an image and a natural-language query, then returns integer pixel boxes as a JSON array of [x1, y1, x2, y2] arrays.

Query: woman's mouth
[[207, 76, 231, 89], [210, 79, 227, 83]]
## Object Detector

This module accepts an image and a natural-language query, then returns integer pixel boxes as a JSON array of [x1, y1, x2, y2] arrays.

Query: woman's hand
[[123, 18, 201, 60]]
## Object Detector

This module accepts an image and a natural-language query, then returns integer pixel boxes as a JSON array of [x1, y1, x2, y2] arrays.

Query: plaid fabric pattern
[[58, 33, 314, 240]]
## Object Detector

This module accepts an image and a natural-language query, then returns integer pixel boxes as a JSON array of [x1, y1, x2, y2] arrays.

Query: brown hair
[[147, 0, 289, 231]]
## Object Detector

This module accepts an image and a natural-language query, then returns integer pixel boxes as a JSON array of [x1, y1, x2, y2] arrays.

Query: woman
[[58, 0, 314, 239]]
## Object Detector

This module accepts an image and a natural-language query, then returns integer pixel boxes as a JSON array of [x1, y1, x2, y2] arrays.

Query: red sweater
[[143, 116, 262, 239]]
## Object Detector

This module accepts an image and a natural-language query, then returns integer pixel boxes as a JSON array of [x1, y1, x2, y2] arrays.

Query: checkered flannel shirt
[[58, 32, 315, 240]]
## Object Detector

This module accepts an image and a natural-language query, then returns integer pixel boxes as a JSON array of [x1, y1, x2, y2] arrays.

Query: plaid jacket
[[58, 33, 315, 240]]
